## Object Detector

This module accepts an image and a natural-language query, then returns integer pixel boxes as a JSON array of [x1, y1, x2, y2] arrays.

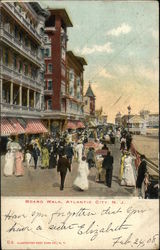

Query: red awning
[[25, 120, 48, 134], [8, 118, 26, 134], [76, 121, 85, 128], [66, 121, 76, 130], [0, 118, 16, 136]]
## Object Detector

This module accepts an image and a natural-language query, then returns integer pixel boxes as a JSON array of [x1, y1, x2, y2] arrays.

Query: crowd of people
[[3, 126, 159, 198]]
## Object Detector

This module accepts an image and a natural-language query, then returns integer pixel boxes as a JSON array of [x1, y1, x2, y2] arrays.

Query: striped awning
[[0, 118, 16, 136], [8, 118, 26, 134], [76, 121, 85, 129], [25, 120, 48, 134]]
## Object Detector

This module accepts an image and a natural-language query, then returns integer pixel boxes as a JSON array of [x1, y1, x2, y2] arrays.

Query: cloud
[[75, 42, 113, 55], [98, 67, 115, 79], [138, 66, 159, 82], [107, 23, 131, 37]]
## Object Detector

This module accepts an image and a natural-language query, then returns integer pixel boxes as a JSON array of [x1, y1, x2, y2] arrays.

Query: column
[[0, 79, 2, 104], [27, 89, 30, 108], [10, 82, 13, 105], [19, 85, 22, 106]]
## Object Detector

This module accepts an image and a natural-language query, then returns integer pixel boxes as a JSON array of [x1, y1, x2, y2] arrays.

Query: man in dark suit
[[57, 154, 71, 190], [32, 143, 40, 169], [136, 154, 147, 198], [102, 151, 114, 188]]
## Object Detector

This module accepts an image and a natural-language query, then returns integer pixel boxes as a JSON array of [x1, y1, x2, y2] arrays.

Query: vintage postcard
[[0, 0, 159, 249]]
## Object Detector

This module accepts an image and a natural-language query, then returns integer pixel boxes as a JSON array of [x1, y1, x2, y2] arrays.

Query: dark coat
[[65, 145, 74, 158], [49, 151, 57, 168], [32, 147, 40, 159], [57, 157, 71, 173], [136, 160, 147, 188], [102, 155, 114, 169]]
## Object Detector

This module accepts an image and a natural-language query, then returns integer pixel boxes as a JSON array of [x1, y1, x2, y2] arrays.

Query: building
[[115, 112, 122, 126], [65, 51, 87, 129], [0, 2, 49, 137], [43, 9, 87, 133], [83, 84, 96, 118], [129, 115, 146, 135], [43, 9, 72, 133]]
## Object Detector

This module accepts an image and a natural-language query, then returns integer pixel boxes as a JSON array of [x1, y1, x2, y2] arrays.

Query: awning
[[0, 118, 16, 136], [25, 120, 48, 134], [76, 121, 85, 129], [66, 121, 76, 130], [8, 118, 26, 134]]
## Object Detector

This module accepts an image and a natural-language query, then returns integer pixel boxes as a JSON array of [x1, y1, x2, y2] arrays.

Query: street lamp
[[127, 105, 131, 132]]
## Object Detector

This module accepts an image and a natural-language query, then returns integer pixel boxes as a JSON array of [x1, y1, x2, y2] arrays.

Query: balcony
[[1, 102, 43, 118], [44, 89, 53, 95], [0, 64, 43, 89], [0, 27, 42, 67], [2, 2, 42, 43]]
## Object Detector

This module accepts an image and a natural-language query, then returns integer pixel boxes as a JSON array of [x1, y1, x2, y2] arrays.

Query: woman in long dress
[[121, 152, 137, 187], [73, 156, 89, 191], [3, 150, 15, 176], [119, 152, 126, 182], [15, 150, 24, 177], [41, 145, 49, 169]]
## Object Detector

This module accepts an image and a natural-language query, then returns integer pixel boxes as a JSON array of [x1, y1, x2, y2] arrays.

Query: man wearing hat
[[57, 153, 71, 190]]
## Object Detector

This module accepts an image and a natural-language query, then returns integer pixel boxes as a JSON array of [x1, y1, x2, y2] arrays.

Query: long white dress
[[121, 155, 136, 186], [75, 143, 84, 162], [73, 161, 89, 190], [4, 151, 15, 176]]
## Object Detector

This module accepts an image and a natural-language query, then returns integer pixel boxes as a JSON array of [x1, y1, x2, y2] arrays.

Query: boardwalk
[[1, 142, 136, 197]]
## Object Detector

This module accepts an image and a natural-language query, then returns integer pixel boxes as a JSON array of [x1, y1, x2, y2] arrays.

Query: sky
[[40, 0, 159, 122]]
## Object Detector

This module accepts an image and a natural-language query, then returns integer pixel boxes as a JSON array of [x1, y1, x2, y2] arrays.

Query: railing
[[3, 2, 42, 42], [0, 27, 41, 66], [0, 64, 42, 89], [1, 102, 43, 114]]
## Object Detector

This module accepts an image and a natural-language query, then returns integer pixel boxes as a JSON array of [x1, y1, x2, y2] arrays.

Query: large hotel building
[[0, 2, 49, 136], [0, 3, 88, 138], [43, 9, 87, 133]]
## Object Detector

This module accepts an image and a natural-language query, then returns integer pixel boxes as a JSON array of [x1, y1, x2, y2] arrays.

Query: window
[[69, 69, 74, 81], [18, 61, 22, 73], [44, 48, 51, 57], [48, 64, 52, 73], [77, 77, 81, 86], [13, 54, 17, 69], [61, 48, 66, 61], [14, 25, 18, 38], [25, 36, 29, 47], [48, 80, 52, 90], [24, 64, 28, 75], [61, 64, 66, 77], [85, 100, 88, 105], [47, 99, 52, 110], [4, 49, 9, 65]]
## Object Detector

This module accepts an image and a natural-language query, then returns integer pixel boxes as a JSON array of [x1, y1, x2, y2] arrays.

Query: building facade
[[65, 51, 87, 129], [43, 9, 72, 133], [0, 2, 49, 136], [83, 84, 96, 118], [43, 9, 87, 133]]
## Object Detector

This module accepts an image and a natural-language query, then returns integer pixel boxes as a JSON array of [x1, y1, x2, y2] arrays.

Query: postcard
[[1, 0, 159, 249]]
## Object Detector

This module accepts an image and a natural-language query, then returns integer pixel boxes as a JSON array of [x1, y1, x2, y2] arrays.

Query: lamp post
[[127, 105, 131, 132]]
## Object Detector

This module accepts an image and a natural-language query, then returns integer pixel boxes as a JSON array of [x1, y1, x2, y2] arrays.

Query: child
[[25, 150, 32, 168]]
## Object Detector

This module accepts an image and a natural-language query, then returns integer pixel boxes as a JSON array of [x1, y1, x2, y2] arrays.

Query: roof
[[29, 2, 49, 17], [129, 115, 145, 124], [85, 84, 96, 98], [67, 51, 87, 66], [47, 9, 73, 27]]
